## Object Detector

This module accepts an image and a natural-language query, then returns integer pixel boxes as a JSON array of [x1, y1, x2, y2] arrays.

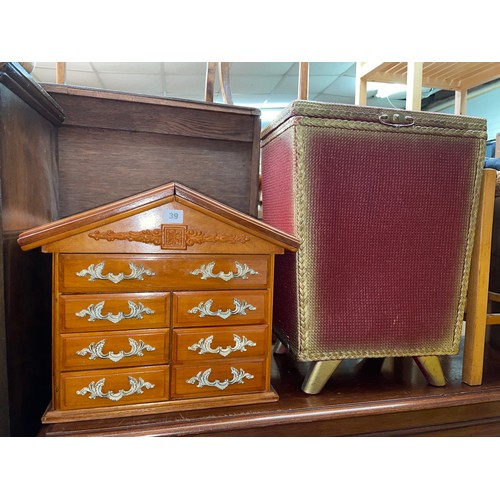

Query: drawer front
[[59, 254, 269, 292], [59, 365, 169, 410], [171, 360, 267, 399], [173, 290, 268, 327], [60, 329, 169, 371], [173, 325, 268, 363], [59, 293, 170, 333]]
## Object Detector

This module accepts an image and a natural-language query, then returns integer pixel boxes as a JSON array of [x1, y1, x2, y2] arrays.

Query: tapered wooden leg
[[301, 360, 342, 394], [273, 340, 288, 355], [413, 356, 446, 387], [463, 169, 496, 385]]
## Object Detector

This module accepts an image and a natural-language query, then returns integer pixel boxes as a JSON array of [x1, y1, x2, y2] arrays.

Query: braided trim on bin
[[293, 123, 310, 356], [293, 346, 460, 362]]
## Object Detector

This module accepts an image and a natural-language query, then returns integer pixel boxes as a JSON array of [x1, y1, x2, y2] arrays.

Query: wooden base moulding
[[41, 388, 279, 424]]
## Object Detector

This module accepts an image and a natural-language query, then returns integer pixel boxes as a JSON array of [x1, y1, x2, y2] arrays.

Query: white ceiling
[[31, 61, 414, 126]]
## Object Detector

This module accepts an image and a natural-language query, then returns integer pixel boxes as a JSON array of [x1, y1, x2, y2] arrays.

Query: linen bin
[[261, 100, 487, 393]]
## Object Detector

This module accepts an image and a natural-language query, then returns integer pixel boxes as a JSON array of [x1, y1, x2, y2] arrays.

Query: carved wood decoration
[[88, 225, 250, 250]]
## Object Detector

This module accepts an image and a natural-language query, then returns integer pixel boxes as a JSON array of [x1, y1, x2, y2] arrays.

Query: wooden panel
[[44, 85, 261, 218], [171, 359, 267, 399], [59, 254, 269, 292], [57, 127, 257, 217], [59, 292, 170, 333], [0, 84, 59, 234], [45, 86, 259, 142], [172, 290, 268, 327], [59, 365, 169, 410], [60, 329, 169, 371], [0, 63, 61, 437], [173, 325, 268, 363]]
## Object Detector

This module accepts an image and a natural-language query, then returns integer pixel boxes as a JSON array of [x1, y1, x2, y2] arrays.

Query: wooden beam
[[205, 62, 217, 102], [486, 314, 500, 325], [459, 64, 500, 92], [356, 61, 387, 79], [355, 61, 367, 106], [454, 89, 467, 115], [218, 62, 233, 105], [406, 62, 423, 111], [298, 62, 309, 100], [56, 62, 66, 84]]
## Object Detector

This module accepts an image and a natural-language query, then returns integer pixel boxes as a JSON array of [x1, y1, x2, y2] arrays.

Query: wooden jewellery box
[[18, 182, 299, 423]]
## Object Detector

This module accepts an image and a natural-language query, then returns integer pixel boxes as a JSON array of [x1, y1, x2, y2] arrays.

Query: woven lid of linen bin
[[261, 100, 487, 144]]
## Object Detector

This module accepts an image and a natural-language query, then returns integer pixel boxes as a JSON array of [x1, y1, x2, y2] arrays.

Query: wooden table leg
[[463, 168, 496, 385]]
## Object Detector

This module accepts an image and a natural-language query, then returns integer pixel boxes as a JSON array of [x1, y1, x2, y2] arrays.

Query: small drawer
[[178, 255, 269, 289], [173, 325, 268, 363], [171, 359, 267, 399], [60, 329, 169, 371], [59, 292, 170, 333], [59, 255, 163, 292], [59, 365, 169, 410], [59, 254, 269, 292], [173, 290, 268, 327]]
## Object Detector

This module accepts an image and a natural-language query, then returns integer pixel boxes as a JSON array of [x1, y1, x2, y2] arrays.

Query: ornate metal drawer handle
[[76, 261, 156, 284], [75, 300, 155, 324], [76, 338, 156, 362], [76, 376, 155, 401], [188, 334, 256, 357], [190, 261, 259, 282], [187, 298, 256, 320], [186, 367, 254, 390]]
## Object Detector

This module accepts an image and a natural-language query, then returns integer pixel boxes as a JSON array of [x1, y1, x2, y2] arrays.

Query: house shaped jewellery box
[[18, 182, 299, 424]]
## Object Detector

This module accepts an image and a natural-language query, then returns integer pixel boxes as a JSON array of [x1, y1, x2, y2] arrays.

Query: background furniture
[[0, 62, 64, 436], [355, 62, 500, 113], [18, 182, 298, 423], [261, 100, 487, 394], [42, 84, 261, 218], [464, 158, 500, 385]]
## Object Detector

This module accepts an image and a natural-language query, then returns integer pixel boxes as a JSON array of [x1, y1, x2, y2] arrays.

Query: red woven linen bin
[[261, 100, 486, 393]]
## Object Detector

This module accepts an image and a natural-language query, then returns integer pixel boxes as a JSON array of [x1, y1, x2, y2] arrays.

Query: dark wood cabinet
[[43, 84, 261, 218], [0, 62, 63, 436]]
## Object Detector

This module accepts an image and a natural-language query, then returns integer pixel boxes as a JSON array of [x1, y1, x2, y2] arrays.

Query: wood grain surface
[[0, 63, 62, 436], [59, 254, 270, 292], [38, 337, 500, 436], [44, 85, 261, 217]]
